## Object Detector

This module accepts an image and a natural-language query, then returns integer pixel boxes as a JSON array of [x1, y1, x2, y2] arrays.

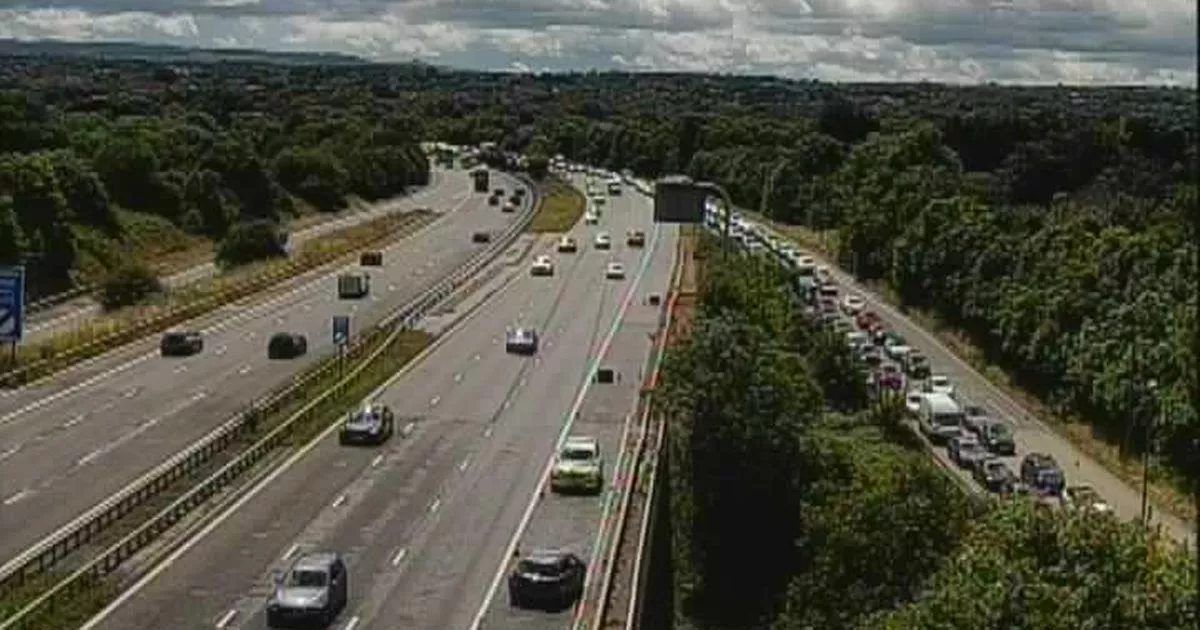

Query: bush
[[97, 260, 162, 311], [216, 219, 289, 268]]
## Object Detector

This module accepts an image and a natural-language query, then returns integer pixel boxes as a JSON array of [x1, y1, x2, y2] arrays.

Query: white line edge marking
[[215, 608, 237, 629], [370, 454, 384, 468], [332, 494, 347, 509], [467, 222, 662, 630], [76, 210, 531, 630], [429, 498, 441, 513], [390, 547, 407, 567], [344, 615, 360, 630], [283, 543, 299, 560]]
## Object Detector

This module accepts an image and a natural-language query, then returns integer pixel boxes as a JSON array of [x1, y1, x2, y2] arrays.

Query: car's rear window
[[288, 569, 327, 587]]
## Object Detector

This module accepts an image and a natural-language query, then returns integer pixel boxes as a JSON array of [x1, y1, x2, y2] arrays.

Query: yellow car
[[550, 436, 604, 494]]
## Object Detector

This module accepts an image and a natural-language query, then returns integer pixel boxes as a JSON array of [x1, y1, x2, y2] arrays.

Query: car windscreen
[[163, 333, 188, 343], [561, 447, 594, 461], [934, 412, 962, 427], [287, 569, 327, 587], [989, 424, 1013, 439]]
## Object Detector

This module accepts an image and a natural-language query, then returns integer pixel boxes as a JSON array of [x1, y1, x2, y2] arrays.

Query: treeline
[[657, 234, 1196, 630], [0, 64, 429, 298], [419, 74, 1198, 488]]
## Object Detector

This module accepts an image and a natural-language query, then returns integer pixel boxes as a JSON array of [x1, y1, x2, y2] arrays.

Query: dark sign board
[[653, 175, 709, 224]]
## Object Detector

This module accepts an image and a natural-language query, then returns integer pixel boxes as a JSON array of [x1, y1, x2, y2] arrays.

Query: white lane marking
[[429, 396, 440, 407], [0, 445, 19, 461], [332, 494, 347, 508], [123, 387, 139, 398], [238, 365, 252, 375], [344, 616, 360, 630], [390, 547, 408, 567], [483, 426, 493, 438], [467, 222, 660, 630], [453, 372, 463, 383], [62, 413, 85, 429], [215, 609, 238, 629], [402, 421, 416, 436], [370, 454, 384, 468], [283, 543, 300, 560], [473, 353, 481, 361], [76, 449, 102, 466], [458, 456, 471, 472], [429, 498, 441, 513], [3, 489, 31, 505]]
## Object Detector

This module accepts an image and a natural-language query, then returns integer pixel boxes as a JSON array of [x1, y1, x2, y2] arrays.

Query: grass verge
[[0, 323, 432, 630], [528, 179, 586, 233], [747, 211, 1193, 524], [0, 210, 438, 389]]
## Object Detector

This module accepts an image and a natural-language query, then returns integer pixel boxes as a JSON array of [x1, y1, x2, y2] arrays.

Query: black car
[[268, 332, 308, 359], [509, 193, 522, 205], [488, 195, 500, 206], [338, 403, 395, 446], [981, 420, 1017, 455], [266, 551, 348, 628], [507, 549, 586, 610], [360, 250, 383, 266], [975, 458, 1018, 493], [472, 231, 492, 243], [1020, 452, 1065, 495], [494, 187, 505, 197], [160, 331, 203, 356]]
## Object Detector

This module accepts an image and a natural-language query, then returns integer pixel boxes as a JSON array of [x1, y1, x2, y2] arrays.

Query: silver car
[[267, 551, 348, 628]]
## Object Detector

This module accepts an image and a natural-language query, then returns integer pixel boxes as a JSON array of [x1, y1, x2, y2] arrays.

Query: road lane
[[21, 168, 457, 340], [0, 170, 531, 567], [83, 178, 677, 630]]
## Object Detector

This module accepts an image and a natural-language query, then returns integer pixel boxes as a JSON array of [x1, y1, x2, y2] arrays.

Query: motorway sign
[[0, 266, 25, 343], [332, 315, 350, 347]]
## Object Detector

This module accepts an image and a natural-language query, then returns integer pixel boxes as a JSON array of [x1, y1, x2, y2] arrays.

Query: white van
[[918, 393, 964, 444]]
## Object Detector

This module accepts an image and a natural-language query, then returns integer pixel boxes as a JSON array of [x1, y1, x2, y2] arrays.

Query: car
[[557, 236, 578, 253], [627, 230, 646, 247], [1020, 453, 1066, 495], [845, 331, 868, 350], [980, 420, 1017, 455], [472, 231, 492, 243], [855, 310, 881, 330], [494, 187, 505, 196], [505, 327, 539, 355], [948, 433, 989, 470], [338, 403, 396, 446], [507, 549, 586, 610], [877, 364, 904, 390], [337, 271, 370, 299], [974, 458, 1018, 493], [905, 391, 924, 415], [886, 342, 913, 361], [962, 404, 990, 435], [550, 436, 604, 494], [584, 211, 600, 225], [530, 254, 554, 276], [488, 195, 500, 206], [1065, 484, 1113, 514], [594, 232, 611, 249], [924, 374, 955, 398], [160, 330, 203, 356], [514, 187, 527, 197], [359, 250, 383, 266], [503, 201, 518, 213], [605, 262, 626, 279], [860, 345, 882, 366], [905, 352, 931, 379], [509, 193, 522, 205], [268, 332, 308, 359], [841, 294, 866, 315], [266, 551, 348, 628]]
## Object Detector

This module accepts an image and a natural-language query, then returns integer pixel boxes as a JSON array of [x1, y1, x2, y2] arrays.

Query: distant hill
[[0, 39, 368, 65]]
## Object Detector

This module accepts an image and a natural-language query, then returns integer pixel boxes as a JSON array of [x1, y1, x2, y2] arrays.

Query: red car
[[878, 364, 904, 391], [856, 310, 881, 330]]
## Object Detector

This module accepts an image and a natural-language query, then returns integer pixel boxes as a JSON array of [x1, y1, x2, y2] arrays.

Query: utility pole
[[1141, 379, 1157, 525]]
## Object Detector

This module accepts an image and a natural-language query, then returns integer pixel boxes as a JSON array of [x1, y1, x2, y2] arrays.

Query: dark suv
[[268, 332, 308, 360], [160, 331, 203, 356], [507, 549, 586, 610], [1020, 453, 1065, 495], [266, 551, 348, 628]]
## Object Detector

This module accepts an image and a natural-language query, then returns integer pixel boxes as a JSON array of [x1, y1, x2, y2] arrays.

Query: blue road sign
[[0, 266, 25, 344], [332, 315, 350, 347]]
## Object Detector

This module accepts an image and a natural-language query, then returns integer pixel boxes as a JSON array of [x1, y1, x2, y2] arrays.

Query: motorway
[[21, 168, 462, 342], [82, 180, 678, 630], [739, 219, 1196, 547], [0, 168, 531, 568]]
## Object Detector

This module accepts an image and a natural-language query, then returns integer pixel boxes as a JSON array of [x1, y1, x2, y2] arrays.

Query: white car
[[925, 374, 955, 398], [842, 294, 866, 315], [550, 436, 604, 494], [1065, 484, 1113, 514], [605, 262, 626, 279], [585, 211, 599, 225], [530, 255, 554, 276], [594, 232, 612, 249], [557, 236, 578, 253], [886, 342, 913, 361]]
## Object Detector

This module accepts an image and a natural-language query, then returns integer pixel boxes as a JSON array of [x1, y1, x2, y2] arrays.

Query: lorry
[[472, 168, 490, 193], [337, 272, 370, 299]]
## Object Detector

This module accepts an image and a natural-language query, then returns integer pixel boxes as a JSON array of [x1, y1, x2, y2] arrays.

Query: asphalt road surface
[[83, 179, 678, 630], [23, 168, 460, 342], [743, 221, 1195, 548], [0, 169, 531, 568]]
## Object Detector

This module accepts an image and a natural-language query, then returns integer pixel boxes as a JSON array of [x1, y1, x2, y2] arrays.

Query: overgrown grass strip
[[0, 210, 438, 389], [0, 323, 431, 630], [528, 179, 586, 233]]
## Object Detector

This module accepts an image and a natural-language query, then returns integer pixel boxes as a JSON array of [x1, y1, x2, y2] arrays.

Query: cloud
[[0, 0, 1194, 85]]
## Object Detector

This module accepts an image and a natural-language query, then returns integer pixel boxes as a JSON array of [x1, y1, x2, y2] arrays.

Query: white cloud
[[0, 0, 1194, 85]]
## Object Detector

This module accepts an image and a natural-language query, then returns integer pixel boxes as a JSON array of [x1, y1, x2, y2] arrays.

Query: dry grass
[[529, 180, 587, 233]]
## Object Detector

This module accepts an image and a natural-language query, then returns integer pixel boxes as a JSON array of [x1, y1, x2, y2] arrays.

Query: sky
[[0, 0, 1195, 85]]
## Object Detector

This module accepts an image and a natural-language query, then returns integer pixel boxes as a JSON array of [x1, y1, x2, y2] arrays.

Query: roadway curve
[[22, 167, 460, 342], [82, 178, 678, 630], [0, 168, 531, 567]]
